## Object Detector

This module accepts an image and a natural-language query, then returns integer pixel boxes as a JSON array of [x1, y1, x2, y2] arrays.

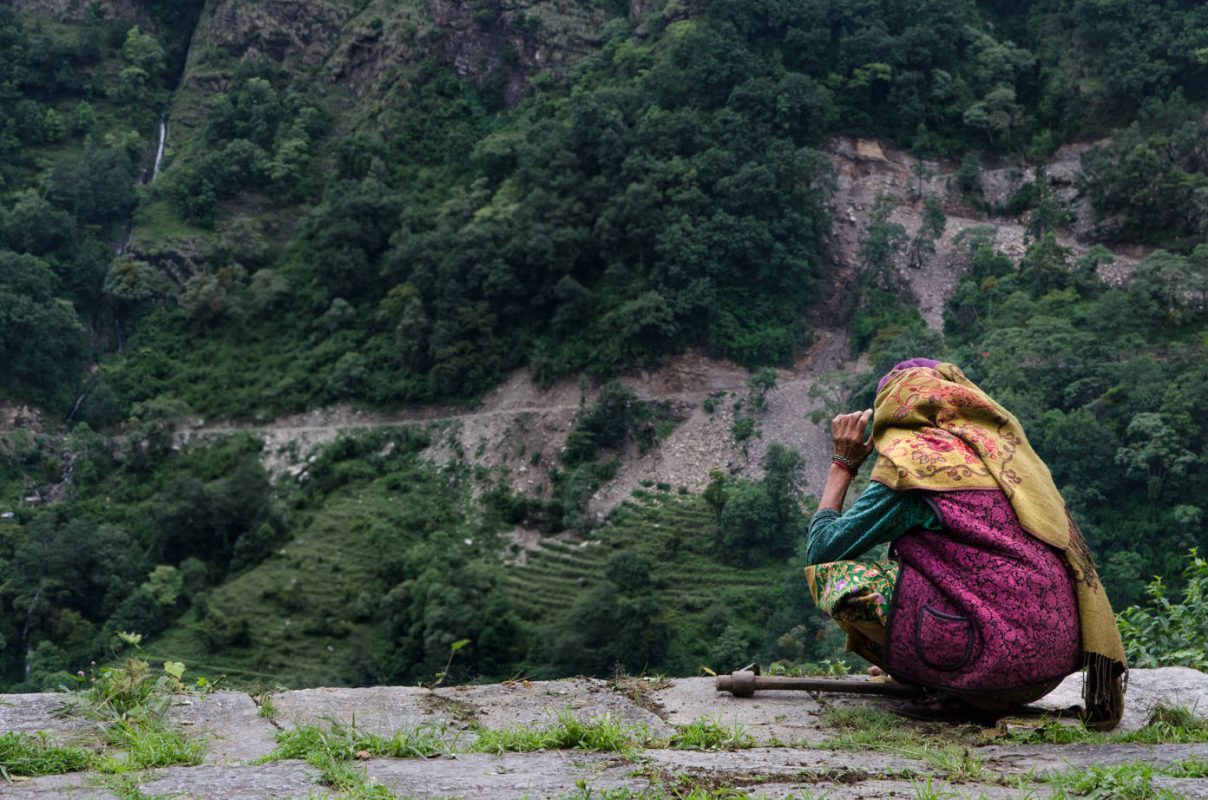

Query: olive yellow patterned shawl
[[871, 362, 1127, 729]]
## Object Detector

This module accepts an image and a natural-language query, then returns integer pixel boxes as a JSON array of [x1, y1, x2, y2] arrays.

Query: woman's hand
[[832, 409, 874, 469], [816, 409, 874, 513]]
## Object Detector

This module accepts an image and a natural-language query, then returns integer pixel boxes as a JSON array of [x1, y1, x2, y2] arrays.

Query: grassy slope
[[148, 458, 793, 688], [148, 480, 399, 687]]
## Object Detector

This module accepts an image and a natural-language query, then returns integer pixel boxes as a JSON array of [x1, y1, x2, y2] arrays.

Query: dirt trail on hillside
[[180, 325, 859, 511]]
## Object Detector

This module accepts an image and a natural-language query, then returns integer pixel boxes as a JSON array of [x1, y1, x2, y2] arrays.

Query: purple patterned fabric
[[883, 489, 1081, 695], [876, 358, 942, 393]]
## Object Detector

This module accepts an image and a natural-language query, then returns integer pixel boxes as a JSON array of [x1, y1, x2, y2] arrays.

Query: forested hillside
[[0, 0, 1206, 690]]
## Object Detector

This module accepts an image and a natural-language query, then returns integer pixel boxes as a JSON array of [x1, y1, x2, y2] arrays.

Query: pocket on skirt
[[915, 604, 975, 672]]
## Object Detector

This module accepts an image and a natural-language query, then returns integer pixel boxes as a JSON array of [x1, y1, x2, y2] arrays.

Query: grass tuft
[[472, 708, 651, 755], [257, 693, 278, 720], [1002, 701, 1208, 746], [1046, 762, 1171, 800], [95, 774, 179, 800], [668, 717, 755, 751], [269, 721, 452, 764], [0, 731, 94, 779], [100, 721, 205, 771], [818, 706, 986, 782], [262, 720, 444, 798]]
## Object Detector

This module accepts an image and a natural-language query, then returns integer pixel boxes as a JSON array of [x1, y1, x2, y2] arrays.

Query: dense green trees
[[1080, 92, 1208, 243], [0, 433, 281, 688], [381, 32, 834, 390], [704, 444, 809, 565], [161, 62, 329, 226], [10, 0, 1208, 418], [0, 9, 169, 407], [546, 552, 671, 675], [0, 253, 87, 403]]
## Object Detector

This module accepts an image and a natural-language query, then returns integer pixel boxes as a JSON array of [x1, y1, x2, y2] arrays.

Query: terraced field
[[503, 490, 791, 650]]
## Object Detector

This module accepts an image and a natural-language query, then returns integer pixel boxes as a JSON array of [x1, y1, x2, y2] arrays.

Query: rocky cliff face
[[10, 0, 152, 24], [180, 0, 612, 105]]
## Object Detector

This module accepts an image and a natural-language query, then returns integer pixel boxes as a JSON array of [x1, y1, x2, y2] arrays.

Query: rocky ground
[[4, 667, 1207, 798]]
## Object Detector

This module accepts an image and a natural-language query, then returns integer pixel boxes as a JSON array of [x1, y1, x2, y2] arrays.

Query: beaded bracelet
[[831, 454, 859, 476]]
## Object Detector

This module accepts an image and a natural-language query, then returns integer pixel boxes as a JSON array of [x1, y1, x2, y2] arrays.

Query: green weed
[[818, 707, 986, 782], [0, 731, 94, 779], [668, 717, 755, 751], [99, 721, 205, 771], [94, 774, 177, 800], [262, 721, 430, 797], [1121, 702, 1208, 744], [472, 708, 651, 755], [60, 641, 184, 725], [765, 659, 852, 677], [1045, 762, 1174, 799], [908, 776, 961, 800], [1001, 701, 1208, 746], [269, 721, 452, 764], [257, 693, 278, 720]]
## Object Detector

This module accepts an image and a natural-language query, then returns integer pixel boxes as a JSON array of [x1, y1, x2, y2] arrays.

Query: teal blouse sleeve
[[805, 482, 943, 565]]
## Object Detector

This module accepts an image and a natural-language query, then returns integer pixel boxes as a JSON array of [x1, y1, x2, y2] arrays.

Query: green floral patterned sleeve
[[805, 481, 943, 565]]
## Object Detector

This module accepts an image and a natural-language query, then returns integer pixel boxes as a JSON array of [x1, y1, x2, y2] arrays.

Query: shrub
[[1118, 549, 1208, 670]]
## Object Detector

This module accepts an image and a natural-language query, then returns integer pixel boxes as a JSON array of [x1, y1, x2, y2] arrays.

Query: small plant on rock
[[57, 632, 205, 773], [0, 732, 94, 779], [669, 717, 755, 751]]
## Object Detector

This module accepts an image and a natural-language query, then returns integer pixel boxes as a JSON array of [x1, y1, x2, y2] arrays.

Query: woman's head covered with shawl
[[876, 358, 941, 394]]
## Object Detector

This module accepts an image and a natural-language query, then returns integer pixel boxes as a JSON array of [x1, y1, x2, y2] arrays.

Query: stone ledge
[[3, 669, 1207, 798], [0, 691, 279, 765], [1029, 666, 1208, 732], [2, 761, 324, 800], [269, 677, 674, 740], [977, 741, 1208, 775]]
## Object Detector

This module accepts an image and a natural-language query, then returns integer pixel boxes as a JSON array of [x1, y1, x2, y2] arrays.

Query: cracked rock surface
[[3, 668, 1207, 798]]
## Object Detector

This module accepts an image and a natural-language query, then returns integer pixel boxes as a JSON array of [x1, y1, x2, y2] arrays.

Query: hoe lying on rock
[[715, 666, 925, 698]]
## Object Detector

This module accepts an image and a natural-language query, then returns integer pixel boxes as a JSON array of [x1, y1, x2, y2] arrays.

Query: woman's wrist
[[831, 453, 860, 476], [819, 461, 855, 511]]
